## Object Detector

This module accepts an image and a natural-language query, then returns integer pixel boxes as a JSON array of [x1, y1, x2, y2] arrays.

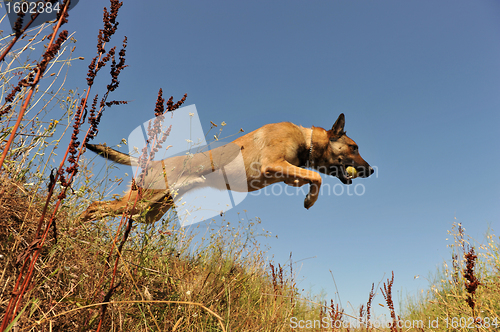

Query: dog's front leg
[[303, 182, 321, 209], [263, 161, 322, 209]]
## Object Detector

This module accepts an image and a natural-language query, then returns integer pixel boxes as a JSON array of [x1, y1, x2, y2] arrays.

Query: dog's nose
[[369, 166, 374, 175]]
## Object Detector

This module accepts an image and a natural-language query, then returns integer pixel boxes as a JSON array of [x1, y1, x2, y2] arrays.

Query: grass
[[1, 1, 499, 331], [0, 174, 304, 331], [402, 223, 500, 331]]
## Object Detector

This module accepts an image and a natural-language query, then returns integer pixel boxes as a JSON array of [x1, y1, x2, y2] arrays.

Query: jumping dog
[[81, 113, 374, 223]]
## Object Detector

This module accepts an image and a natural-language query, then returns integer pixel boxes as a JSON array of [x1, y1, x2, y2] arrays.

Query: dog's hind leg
[[80, 199, 131, 222], [80, 188, 144, 222]]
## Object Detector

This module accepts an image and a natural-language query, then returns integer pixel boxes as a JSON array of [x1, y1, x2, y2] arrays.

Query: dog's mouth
[[330, 165, 353, 185]]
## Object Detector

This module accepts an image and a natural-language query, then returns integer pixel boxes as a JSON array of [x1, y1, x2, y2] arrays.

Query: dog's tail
[[85, 143, 139, 166]]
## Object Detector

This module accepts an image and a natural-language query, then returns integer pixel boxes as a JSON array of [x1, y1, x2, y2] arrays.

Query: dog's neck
[[308, 127, 314, 167]]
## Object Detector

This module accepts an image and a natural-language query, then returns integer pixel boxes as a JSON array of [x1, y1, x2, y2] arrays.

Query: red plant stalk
[[1, 4, 128, 328], [99, 90, 182, 268], [0, 0, 70, 171], [95, 91, 177, 331], [31, 1, 126, 242], [1, 61, 120, 331], [0, 3, 72, 330], [93, 91, 184, 329], [0, 4, 46, 63], [93, 124, 160, 330]]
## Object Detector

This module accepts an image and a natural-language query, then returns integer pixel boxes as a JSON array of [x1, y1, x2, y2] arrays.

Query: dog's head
[[313, 114, 374, 185]]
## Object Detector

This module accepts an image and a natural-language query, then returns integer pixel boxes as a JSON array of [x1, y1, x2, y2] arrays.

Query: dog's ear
[[331, 113, 346, 137]]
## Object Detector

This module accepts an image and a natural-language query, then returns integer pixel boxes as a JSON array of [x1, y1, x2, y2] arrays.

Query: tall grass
[[402, 222, 500, 331]]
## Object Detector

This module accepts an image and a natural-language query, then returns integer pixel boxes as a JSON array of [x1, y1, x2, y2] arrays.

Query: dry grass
[[0, 174, 297, 331], [402, 223, 500, 331]]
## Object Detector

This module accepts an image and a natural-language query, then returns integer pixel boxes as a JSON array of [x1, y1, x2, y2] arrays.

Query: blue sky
[[4, 0, 500, 318]]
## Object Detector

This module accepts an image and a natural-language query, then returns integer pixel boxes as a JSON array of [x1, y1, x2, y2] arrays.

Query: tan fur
[[81, 114, 373, 223]]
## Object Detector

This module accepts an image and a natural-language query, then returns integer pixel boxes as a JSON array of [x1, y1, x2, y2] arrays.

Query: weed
[[402, 222, 500, 331]]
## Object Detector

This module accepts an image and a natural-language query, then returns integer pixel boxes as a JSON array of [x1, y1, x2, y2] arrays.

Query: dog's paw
[[304, 193, 318, 209]]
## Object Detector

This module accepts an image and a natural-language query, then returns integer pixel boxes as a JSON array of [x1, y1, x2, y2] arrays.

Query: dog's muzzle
[[332, 165, 374, 185]]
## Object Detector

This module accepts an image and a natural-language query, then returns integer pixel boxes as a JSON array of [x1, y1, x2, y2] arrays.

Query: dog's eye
[[352, 145, 358, 151]]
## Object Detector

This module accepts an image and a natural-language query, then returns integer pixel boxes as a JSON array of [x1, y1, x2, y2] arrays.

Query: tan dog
[[81, 113, 374, 223]]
